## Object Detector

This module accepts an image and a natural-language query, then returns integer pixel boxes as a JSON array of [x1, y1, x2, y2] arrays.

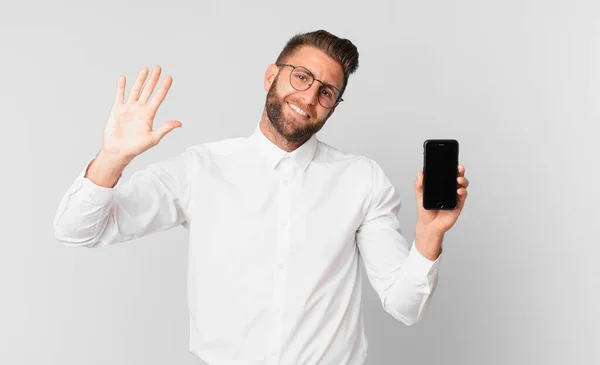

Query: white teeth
[[289, 103, 308, 117]]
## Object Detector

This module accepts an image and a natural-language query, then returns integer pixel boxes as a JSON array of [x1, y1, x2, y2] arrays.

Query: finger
[[457, 176, 470, 189], [115, 75, 125, 104], [415, 171, 424, 200], [458, 164, 465, 177], [414, 171, 424, 188], [151, 120, 182, 145], [126, 67, 149, 103], [138, 66, 162, 104], [148, 76, 173, 110], [457, 188, 468, 209]]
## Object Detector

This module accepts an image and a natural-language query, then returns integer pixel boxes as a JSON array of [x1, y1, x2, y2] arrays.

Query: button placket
[[268, 157, 293, 363]]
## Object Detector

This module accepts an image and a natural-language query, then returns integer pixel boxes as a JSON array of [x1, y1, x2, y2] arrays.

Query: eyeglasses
[[275, 63, 344, 109]]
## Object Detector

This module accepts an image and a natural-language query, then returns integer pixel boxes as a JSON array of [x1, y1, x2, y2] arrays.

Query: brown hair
[[275, 30, 359, 97]]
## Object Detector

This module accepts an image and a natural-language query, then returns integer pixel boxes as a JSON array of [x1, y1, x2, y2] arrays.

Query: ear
[[264, 64, 279, 92]]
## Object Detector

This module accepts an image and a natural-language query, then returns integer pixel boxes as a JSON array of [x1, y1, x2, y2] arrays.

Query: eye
[[320, 87, 335, 100], [292, 69, 312, 84]]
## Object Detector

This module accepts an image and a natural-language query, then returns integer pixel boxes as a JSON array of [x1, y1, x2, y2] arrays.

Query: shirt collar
[[248, 124, 318, 171]]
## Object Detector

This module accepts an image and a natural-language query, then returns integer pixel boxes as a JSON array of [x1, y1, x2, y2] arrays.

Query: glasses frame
[[275, 63, 344, 109]]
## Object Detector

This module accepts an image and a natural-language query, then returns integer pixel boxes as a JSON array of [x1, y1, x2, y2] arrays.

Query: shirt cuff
[[72, 156, 124, 205], [405, 240, 443, 282]]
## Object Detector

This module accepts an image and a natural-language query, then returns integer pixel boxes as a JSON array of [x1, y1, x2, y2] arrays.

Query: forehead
[[285, 46, 344, 89]]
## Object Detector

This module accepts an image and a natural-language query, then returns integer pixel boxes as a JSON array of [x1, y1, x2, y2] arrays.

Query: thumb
[[152, 120, 182, 144]]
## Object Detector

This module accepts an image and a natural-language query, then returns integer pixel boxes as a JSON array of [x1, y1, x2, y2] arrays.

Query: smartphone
[[423, 139, 459, 210]]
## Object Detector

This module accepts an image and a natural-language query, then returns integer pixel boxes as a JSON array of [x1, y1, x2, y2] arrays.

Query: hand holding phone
[[422, 139, 459, 210]]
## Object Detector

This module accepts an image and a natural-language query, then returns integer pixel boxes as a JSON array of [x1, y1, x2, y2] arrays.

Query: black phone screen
[[423, 139, 459, 210]]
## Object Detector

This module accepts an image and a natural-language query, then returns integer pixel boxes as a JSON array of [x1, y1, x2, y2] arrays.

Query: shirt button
[[282, 179, 289, 186], [279, 263, 285, 270]]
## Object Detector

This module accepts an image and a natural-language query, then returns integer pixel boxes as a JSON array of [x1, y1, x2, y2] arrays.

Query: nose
[[300, 82, 320, 106]]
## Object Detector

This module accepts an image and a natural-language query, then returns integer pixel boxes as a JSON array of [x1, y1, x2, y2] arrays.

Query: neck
[[259, 108, 307, 152]]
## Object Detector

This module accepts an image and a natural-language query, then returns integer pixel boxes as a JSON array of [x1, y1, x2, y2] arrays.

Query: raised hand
[[412, 164, 469, 260], [101, 66, 181, 162], [415, 164, 470, 235]]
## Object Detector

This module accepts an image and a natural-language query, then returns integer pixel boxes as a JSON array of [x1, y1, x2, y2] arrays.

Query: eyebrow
[[310, 71, 342, 94], [320, 82, 339, 92], [295, 65, 341, 92]]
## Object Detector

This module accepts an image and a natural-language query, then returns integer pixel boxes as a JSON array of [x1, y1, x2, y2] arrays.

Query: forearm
[[380, 245, 441, 325], [54, 148, 193, 248], [54, 152, 128, 247], [378, 226, 444, 325], [53, 187, 114, 247], [53, 158, 116, 247]]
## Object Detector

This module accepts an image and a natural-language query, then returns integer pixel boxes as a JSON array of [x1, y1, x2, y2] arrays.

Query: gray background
[[1, 0, 598, 364]]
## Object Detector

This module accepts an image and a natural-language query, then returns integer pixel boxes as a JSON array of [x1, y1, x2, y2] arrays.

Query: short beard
[[265, 75, 326, 143]]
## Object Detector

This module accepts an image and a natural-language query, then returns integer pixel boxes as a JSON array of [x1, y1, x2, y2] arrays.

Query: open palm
[[102, 66, 181, 161]]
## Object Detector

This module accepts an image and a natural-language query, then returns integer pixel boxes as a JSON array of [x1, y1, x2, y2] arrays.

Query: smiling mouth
[[287, 102, 310, 119]]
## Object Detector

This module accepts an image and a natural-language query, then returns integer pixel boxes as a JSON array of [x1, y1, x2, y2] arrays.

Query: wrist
[[416, 222, 444, 237], [84, 150, 131, 188], [415, 223, 444, 260], [98, 149, 134, 167]]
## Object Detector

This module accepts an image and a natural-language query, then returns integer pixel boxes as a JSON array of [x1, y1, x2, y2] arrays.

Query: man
[[54, 30, 469, 365]]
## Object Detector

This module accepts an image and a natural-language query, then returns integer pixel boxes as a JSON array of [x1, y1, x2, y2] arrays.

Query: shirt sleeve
[[356, 159, 443, 326], [53, 147, 197, 248]]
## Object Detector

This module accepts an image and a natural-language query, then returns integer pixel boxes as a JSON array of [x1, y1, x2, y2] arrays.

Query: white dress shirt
[[54, 126, 442, 365]]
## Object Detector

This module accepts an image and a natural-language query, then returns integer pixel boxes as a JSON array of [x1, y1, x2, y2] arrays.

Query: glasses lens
[[290, 67, 313, 91], [317, 86, 338, 109]]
